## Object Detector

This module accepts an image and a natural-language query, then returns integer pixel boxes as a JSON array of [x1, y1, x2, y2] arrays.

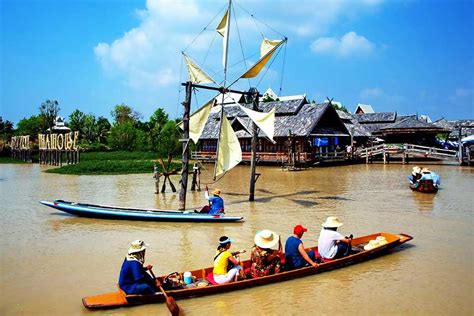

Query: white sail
[[216, 8, 231, 69], [178, 98, 214, 143], [215, 115, 242, 178], [240, 38, 284, 79], [238, 105, 276, 142], [183, 54, 216, 84]]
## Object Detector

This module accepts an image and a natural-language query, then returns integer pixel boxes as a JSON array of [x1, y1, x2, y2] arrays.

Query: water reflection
[[411, 191, 436, 212]]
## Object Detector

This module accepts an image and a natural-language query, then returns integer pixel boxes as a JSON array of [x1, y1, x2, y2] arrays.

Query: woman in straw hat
[[198, 185, 225, 215], [317, 217, 352, 260], [118, 240, 159, 294], [250, 230, 283, 278], [213, 236, 246, 284], [284, 224, 318, 270], [411, 166, 422, 183]]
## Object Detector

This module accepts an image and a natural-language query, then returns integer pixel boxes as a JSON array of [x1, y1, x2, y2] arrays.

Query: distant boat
[[40, 200, 244, 223], [408, 179, 439, 193]]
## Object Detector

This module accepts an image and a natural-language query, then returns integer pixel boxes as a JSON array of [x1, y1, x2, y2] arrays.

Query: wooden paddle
[[149, 269, 180, 316]]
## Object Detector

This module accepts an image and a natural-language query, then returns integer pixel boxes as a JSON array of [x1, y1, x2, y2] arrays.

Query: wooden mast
[[249, 88, 259, 201], [179, 81, 192, 210]]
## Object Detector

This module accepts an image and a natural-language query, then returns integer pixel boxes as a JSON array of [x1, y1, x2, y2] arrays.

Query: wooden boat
[[408, 179, 438, 193], [83, 232, 413, 309], [40, 200, 244, 222]]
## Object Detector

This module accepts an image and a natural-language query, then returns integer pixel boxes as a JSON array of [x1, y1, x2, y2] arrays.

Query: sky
[[1, 0, 473, 126]]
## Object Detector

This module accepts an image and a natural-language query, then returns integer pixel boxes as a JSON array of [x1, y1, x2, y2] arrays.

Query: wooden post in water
[[179, 81, 192, 210], [249, 88, 259, 202], [457, 125, 463, 164], [153, 163, 160, 194]]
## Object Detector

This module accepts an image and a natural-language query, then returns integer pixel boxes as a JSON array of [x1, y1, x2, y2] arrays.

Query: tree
[[16, 115, 43, 136], [68, 109, 86, 132], [39, 99, 60, 133], [111, 103, 141, 125], [149, 108, 169, 148], [81, 114, 98, 144], [96, 117, 111, 144], [0, 117, 14, 142], [108, 122, 139, 150], [156, 121, 180, 157]]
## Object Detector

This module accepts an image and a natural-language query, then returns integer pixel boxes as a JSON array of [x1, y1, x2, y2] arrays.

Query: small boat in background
[[408, 167, 440, 193], [82, 232, 413, 310], [40, 200, 244, 222]]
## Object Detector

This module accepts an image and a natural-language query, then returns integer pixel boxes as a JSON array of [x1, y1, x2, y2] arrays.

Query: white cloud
[[360, 87, 384, 98], [311, 32, 375, 57]]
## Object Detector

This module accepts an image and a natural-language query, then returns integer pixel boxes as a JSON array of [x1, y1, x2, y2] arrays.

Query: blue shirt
[[118, 259, 154, 294], [285, 236, 303, 269], [209, 196, 224, 215]]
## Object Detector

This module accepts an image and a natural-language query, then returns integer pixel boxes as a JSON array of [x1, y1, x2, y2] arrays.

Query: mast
[[249, 88, 259, 201], [213, 0, 232, 180], [179, 81, 192, 210]]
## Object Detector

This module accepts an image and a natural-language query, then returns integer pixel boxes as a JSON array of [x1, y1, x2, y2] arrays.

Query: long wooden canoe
[[83, 232, 413, 309], [40, 200, 244, 222]]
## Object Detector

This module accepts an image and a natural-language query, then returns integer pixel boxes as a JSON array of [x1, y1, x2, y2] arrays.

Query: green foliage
[[108, 122, 140, 150], [68, 109, 86, 132], [44, 151, 181, 175], [330, 103, 350, 113], [156, 121, 181, 157], [262, 95, 278, 102], [16, 115, 44, 136], [149, 108, 169, 148], [111, 103, 142, 124]]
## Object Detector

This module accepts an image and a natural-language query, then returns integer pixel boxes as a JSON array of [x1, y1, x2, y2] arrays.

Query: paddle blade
[[166, 296, 180, 316]]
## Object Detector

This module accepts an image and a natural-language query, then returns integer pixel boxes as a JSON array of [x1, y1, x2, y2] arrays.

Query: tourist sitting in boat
[[410, 166, 422, 183], [318, 216, 352, 260], [250, 229, 283, 278], [420, 168, 441, 186], [213, 236, 246, 284], [118, 240, 159, 295], [284, 224, 318, 270], [197, 185, 224, 215]]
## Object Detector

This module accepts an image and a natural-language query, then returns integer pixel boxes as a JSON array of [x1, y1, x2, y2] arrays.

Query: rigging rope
[[232, 2, 251, 90], [279, 42, 287, 96]]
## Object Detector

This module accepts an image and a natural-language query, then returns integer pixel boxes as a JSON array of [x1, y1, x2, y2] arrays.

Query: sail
[[178, 99, 214, 143], [215, 115, 242, 178], [240, 38, 284, 79], [216, 9, 230, 69], [183, 54, 216, 84], [238, 105, 276, 141]]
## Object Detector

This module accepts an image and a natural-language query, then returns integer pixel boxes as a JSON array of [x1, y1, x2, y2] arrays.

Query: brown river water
[[0, 162, 473, 315]]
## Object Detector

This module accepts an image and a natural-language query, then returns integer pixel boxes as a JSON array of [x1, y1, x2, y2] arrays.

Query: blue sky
[[1, 0, 473, 126]]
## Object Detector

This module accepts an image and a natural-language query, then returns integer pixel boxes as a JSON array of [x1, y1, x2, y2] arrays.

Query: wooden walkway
[[356, 144, 459, 164]]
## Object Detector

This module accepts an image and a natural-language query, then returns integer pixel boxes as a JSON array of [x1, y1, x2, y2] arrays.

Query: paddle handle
[[149, 268, 169, 300]]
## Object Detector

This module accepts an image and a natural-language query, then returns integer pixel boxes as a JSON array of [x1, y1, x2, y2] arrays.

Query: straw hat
[[322, 216, 344, 228], [376, 236, 388, 245], [412, 166, 421, 174], [212, 188, 221, 196], [128, 240, 149, 254], [421, 167, 431, 173], [254, 229, 279, 249], [364, 240, 379, 251]]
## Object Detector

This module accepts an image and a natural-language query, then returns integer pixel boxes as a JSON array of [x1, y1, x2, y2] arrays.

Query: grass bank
[[45, 151, 182, 175], [0, 156, 29, 164]]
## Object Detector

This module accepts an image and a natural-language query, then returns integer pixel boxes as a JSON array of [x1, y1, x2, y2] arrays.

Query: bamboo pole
[[249, 88, 259, 202], [179, 81, 192, 210]]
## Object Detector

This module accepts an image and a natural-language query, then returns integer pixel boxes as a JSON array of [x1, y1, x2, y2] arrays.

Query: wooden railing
[[355, 143, 458, 161]]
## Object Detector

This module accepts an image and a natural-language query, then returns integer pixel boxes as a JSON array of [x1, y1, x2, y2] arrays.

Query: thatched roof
[[199, 99, 349, 140], [433, 119, 474, 137], [373, 116, 449, 135], [356, 112, 396, 123], [336, 110, 371, 137]]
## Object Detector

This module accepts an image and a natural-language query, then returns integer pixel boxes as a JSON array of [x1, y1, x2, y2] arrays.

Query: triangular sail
[[183, 54, 216, 84], [238, 105, 276, 142], [240, 38, 284, 79], [216, 9, 230, 69], [178, 98, 214, 143], [215, 115, 242, 178]]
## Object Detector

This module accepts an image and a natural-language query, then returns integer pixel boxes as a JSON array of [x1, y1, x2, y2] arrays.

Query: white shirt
[[318, 228, 344, 259]]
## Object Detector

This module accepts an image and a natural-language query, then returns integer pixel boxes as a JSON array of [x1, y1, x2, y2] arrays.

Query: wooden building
[[194, 97, 350, 164]]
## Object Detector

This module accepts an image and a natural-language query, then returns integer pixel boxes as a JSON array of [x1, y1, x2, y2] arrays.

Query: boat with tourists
[[408, 166, 440, 193], [40, 200, 243, 222], [82, 232, 412, 309]]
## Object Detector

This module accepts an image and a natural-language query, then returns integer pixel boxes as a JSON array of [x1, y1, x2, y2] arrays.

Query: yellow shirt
[[213, 250, 232, 275]]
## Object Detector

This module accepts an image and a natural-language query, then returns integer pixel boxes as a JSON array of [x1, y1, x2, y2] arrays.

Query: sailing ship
[[178, 0, 287, 208]]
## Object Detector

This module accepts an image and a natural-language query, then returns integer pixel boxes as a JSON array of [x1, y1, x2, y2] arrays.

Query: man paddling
[[318, 217, 352, 260], [197, 185, 224, 215]]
